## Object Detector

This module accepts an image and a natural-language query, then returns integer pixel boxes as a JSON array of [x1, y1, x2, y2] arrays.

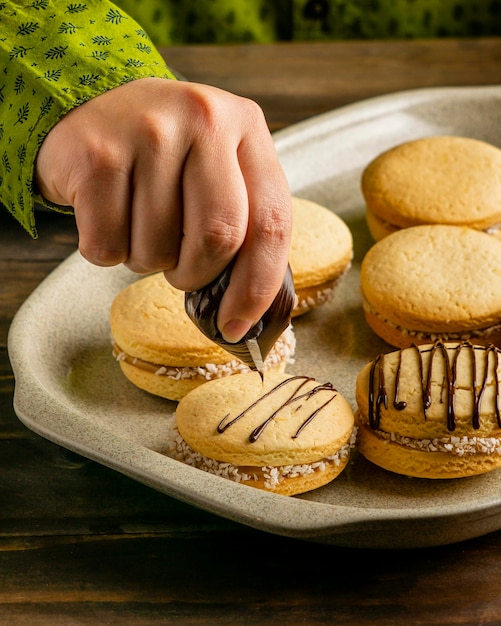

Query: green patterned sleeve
[[0, 1, 176, 236]]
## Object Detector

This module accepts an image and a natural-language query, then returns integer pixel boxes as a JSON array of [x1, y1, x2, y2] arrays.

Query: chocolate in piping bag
[[185, 263, 295, 373]]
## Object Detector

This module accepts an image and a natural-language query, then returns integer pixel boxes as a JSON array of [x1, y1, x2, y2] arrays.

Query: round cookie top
[[356, 342, 501, 440], [360, 225, 501, 333], [361, 136, 501, 230], [175, 371, 354, 467], [289, 197, 353, 289], [110, 273, 238, 367]]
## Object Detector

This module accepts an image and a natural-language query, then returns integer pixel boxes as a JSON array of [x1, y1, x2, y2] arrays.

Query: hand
[[35, 78, 292, 342]]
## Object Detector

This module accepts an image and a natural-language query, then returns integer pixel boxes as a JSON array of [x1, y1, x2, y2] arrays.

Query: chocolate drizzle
[[217, 375, 337, 443], [368, 354, 387, 429], [184, 262, 295, 373], [368, 340, 501, 432], [425, 341, 454, 430], [393, 349, 407, 411]]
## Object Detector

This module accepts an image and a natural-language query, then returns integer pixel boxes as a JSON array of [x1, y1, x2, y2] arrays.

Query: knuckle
[[133, 110, 168, 152], [257, 201, 292, 247], [187, 86, 266, 137], [123, 260, 150, 274], [72, 141, 126, 188], [79, 242, 127, 268], [239, 97, 267, 127], [198, 217, 244, 258], [163, 273, 199, 294], [126, 251, 178, 275], [188, 89, 227, 137]]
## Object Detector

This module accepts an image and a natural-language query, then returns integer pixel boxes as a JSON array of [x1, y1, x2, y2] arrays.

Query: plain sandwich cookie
[[289, 196, 353, 316], [110, 273, 296, 401], [360, 224, 501, 348], [361, 136, 501, 241]]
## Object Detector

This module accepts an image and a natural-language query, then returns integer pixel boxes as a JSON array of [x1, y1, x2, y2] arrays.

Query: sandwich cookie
[[110, 273, 296, 402], [289, 196, 353, 316], [361, 136, 501, 241], [360, 224, 501, 348], [170, 371, 356, 495], [356, 341, 501, 478]]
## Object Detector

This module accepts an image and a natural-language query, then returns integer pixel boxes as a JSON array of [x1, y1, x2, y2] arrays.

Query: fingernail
[[220, 319, 255, 344]]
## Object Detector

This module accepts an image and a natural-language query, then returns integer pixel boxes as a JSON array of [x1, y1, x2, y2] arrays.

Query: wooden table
[[1, 39, 501, 624]]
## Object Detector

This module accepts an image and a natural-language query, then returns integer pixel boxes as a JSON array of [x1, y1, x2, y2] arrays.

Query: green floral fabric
[[1, 0, 500, 236], [0, 1, 174, 236]]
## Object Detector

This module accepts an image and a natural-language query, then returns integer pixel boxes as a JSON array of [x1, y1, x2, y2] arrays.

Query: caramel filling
[[170, 376, 356, 489], [363, 299, 501, 342], [293, 265, 350, 315], [112, 325, 296, 382], [362, 422, 501, 457], [369, 210, 501, 236], [168, 419, 357, 490]]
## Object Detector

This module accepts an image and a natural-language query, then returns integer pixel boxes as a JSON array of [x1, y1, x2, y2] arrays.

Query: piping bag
[[185, 262, 295, 375]]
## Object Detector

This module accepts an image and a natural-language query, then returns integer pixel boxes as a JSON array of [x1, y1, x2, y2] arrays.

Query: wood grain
[[161, 38, 501, 130], [0, 532, 500, 624]]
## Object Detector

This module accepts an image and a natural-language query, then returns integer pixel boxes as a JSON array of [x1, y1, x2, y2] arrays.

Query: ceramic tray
[[9, 85, 501, 549]]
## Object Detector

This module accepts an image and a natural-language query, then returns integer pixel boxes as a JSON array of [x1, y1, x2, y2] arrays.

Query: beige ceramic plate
[[9, 86, 501, 549]]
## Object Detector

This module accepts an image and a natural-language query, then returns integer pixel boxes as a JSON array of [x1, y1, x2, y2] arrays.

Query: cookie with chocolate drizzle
[[356, 341, 501, 478], [171, 371, 356, 496]]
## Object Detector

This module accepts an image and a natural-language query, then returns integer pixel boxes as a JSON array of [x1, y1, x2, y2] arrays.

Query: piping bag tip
[[245, 337, 265, 379], [184, 263, 295, 373]]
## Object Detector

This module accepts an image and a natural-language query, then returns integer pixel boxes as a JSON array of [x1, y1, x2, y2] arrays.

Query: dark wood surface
[[163, 38, 501, 131], [1, 39, 501, 624]]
